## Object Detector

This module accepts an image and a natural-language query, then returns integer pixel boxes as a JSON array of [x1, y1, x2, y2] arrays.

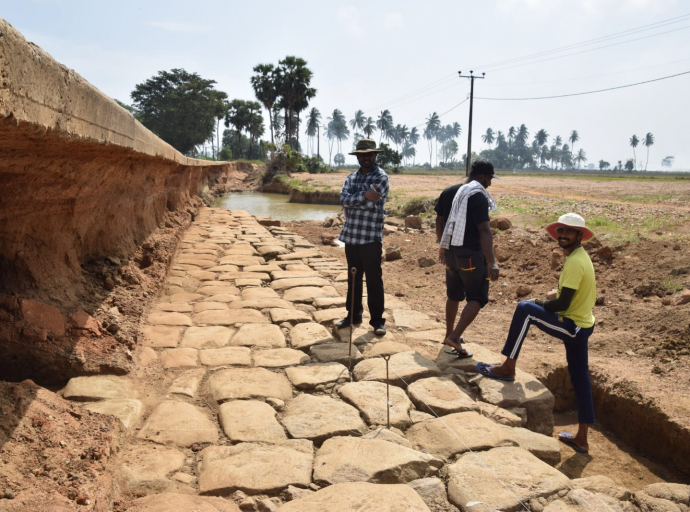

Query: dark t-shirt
[[435, 183, 490, 251]]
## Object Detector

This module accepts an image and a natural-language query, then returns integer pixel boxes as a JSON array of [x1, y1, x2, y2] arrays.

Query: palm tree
[[327, 109, 349, 155], [575, 149, 587, 169], [482, 127, 495, 148], [507, 126, 516, 147], [642, 132, 654, 171], [630, 134, 639, 170], [561, 144, 571, 169], [250, 64, 278, 145], [548, 144, 559, 169], [554, 135, 563, 149], [305, 108, 321, 157], [423, 127, 434, 166], [425, 112, 440, 166], [363, 117, 376, 138], [534, 129, 549, 147], [275, 56, 316, 151], [569, 130, 580, 154], [376, 110, 393, 144], [349, 110, 366, 132]]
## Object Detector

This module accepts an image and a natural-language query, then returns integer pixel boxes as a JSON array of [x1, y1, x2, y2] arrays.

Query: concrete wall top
[[0, 17, 217, 166]]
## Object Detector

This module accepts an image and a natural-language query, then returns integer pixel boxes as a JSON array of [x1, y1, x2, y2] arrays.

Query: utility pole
[[458, 71, 485, 176]]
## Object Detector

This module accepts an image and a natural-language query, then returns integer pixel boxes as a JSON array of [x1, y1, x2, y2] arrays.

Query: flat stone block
[[198, 440, 312, 495], [228, 298, 295, 310], [142, 325, 185, 348], [199, 346, 252, 366], [353, 352, 441, 388], [168, 292, 204, 303], [271, 271, 321, 280], [253, 348, 310, 368], [161, 348, 198, 368], [63, 375, 136, 401], [271, 277, 331, 291], [363, 340, 412, 358], [407, 376, 478, 416], [120, 445, 185, 494], [218, 400, 287, 443], [281, 394, 366, 443], [196, 284, 241, 296], [276, 250, 322, 261], [313, 297, 347, 308], [235, 278, 262, 287], [207, 367, 293, 403], [338, 381, 412, 428], [285, 362, 349, 390], [201, 293, 239, 303], [269, 307, 312, 325], [84, 399, 142, 428], [193, 302, 229, 313], [392, 309, 444, 331], [168, 369, 206, 397], [313, 436, 443, 485], [445, 447, 571, 512], [229, 323, 286, 348], [137, 401, 219, 447], [153, 303, 193, 313], [290, 322, 334, 350], [193, 309, 269, 326], [126, 492, 240, 511], [241, 287, 279, 299], [310, 343, 363, 365], [180, 326, 235, 349], [278, 482, 431, 512]]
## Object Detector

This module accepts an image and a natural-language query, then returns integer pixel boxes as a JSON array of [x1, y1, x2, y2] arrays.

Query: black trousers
[[344, 242, 385, 326]]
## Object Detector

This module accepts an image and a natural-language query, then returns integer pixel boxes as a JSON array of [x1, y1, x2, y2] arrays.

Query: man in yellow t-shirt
[[477, 213, 597, 454]]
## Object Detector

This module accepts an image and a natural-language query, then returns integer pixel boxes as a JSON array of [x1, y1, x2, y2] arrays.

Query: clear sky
[[4, 0, 689, 170]]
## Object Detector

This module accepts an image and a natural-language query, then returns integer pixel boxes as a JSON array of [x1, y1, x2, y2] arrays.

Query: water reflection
[[215, 192, 342, 221]]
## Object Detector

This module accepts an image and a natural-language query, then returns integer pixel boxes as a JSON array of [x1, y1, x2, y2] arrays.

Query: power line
[[473, 13, 690, 71], [412, 96, 470, 128], [476, 69, 690, 100]]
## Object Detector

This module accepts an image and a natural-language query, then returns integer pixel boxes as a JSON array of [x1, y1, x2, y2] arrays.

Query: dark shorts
[[445, 246, 489, 307]]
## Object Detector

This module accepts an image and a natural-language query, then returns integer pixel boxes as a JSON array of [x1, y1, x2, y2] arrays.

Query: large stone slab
[[353, 352, 441, 388], [312, 307, 351, 325], [392, 309, 444, 331], [434, 342, 503, 373], [338, 381, 412, 428], [229, 323, 286, 348], [445, 447, 571, 512], [218, 400, 287, 443], [207, 368, 293, 403], [310, 342, 364, 365], [180, 326, 235, 349], [407, 376, 478, 416], [199, 346, 252, 366], [126, 492, 240, 511], [168, 292, 204, 303], [137, 401, 219, 447], [84, 399, 142, 428], [276, 250, 322, 261], [218, 255, 264, 266], [228, 298, 295, 309], [193, 309, 268, 326], [198, 440, 312, 495], [241, 287, 279, 299], [470, 368, 555, 435], [499, 425, 561, 466], [281, 394, 367, 442], [63, 375, 136, 401], [271, 271, 321, 280], [193, 302, 229, 313], [290, 322, 334, 350], [252, 348, 310, 368], [363, 340, 412, 358], [120, 445, 185, 494], [406, 411, 516, 461], [256, 245, 290, 258], [168, 368, 206, 397], [278, 482, 431, 512], [142, 325, 184, 348], [313, 296, 347, 308], [224, 245, 259, 256], [544, 489, 624, 512], [218, 272, 269, 281], [314, 436, 443, 485], [282, 286, 339, 303], [160, 348, 198, 368], [271, 277, 331, 290], [153, 303, 193, 313], [285, 362, 349, 390], [269, 307, 312, 324]]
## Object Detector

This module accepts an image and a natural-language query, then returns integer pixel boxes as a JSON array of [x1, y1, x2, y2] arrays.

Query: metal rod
[[348, 267, 357, 371], [383, 354, 391, 430]]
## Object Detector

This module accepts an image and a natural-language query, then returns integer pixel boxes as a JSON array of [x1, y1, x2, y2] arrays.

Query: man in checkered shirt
[[337, 139, 390, 336]]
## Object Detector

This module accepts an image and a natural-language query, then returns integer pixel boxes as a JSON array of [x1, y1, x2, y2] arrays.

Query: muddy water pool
[[216, 192, 341, 221]]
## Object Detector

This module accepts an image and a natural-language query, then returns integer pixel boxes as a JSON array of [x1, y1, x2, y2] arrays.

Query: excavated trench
[[540, 365, 690, 476]]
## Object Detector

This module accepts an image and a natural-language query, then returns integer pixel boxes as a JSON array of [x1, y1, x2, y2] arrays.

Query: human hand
[[364, 185, 382, 202], [438, 247, 445, 264], [489, 262, 500, 281]]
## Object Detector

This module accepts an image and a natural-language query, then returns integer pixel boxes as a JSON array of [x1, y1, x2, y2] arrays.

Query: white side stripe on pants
[[509, 314, 581, 359]]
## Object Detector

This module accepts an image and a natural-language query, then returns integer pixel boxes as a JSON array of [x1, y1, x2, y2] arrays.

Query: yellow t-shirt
[[558, 246, 596, 328]]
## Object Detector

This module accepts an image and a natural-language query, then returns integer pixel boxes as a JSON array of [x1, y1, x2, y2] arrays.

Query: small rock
[[405, 216, 422, 229], [675, 289, 690, 305], [595, 295, 605, 306], [516, 285, 532, 298], [550, 251, 563, 270], [596, 246, 614, 261], [673, 244, 681, 251], [385, 246, 402, 261], [104, 277, 115, 291], [257, 498, 278, 512], [417, 256, 436, 268], [284, 485, 314, 501], [3, 490, 15, 499], [240, 496, 258, 511]]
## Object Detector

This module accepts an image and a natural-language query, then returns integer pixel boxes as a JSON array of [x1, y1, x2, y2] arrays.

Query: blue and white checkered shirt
[[338, 165, 389, 245]]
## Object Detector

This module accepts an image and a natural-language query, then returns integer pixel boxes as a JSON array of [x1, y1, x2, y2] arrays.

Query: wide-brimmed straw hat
[[349, 138, 384, 155], [546, 213, 595, 242]]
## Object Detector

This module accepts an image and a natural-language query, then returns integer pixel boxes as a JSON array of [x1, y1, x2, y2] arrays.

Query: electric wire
[[475, 69, 690, 100]]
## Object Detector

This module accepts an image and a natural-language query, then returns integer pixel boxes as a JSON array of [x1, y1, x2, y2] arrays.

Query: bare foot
[[558, 432, 589, 453], [443, 337, 465, 353]]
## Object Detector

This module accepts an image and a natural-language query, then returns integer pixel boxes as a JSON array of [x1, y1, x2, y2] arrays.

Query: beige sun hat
[[546, 213, 595, 242], [348, 138, 384, 155]]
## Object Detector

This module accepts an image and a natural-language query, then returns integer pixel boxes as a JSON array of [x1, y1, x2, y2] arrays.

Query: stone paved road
[[59, 207, 640, 511]]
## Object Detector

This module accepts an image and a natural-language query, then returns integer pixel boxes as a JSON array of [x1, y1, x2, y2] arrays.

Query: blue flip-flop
[[559, 432, 589, 454], [476, 362, 515, 382]]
